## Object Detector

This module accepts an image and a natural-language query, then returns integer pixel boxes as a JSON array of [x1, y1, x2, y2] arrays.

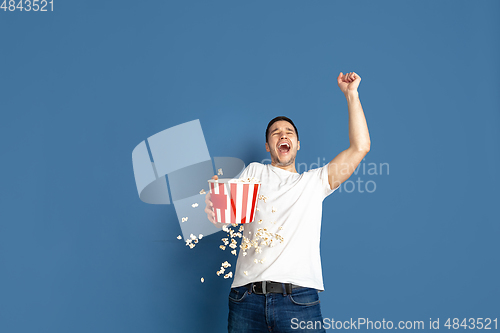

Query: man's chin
[[275, 157, 294, 167], [269, 151, 296, 167]]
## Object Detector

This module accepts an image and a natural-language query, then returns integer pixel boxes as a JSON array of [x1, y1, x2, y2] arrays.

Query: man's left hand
[[337, 72, 361, 95]]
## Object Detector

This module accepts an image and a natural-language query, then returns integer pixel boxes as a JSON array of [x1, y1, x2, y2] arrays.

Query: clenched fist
[[337, 72, 361, 95]]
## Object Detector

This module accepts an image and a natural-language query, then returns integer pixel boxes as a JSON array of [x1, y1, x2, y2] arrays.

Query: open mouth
[[277, 142, 291, 154]]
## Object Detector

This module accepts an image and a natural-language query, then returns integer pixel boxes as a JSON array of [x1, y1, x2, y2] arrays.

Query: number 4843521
[[1, 0, 54, 11]]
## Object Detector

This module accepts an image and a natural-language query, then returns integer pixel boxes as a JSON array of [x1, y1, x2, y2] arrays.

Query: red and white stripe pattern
[[209, 180, 260, 224]]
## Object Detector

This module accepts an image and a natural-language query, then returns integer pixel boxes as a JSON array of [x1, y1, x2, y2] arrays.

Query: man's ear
[[297, 141, 300, 150], [265, 142, 270, 152]]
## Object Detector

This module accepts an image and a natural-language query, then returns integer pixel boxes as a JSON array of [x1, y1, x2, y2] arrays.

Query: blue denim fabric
[[228, 285, 326, 333]]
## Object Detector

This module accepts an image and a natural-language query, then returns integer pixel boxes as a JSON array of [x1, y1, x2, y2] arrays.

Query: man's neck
[[271, 162, 298, 174]]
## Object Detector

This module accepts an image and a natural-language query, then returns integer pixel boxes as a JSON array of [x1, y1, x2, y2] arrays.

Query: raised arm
[[327, 72, 371, 190]]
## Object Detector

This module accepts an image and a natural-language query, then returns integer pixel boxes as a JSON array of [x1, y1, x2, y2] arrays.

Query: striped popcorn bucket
[[208, 179, 261, 224]]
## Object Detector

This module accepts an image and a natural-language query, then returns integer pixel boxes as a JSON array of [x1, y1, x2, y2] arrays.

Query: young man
[[205, 72, 370, 333]]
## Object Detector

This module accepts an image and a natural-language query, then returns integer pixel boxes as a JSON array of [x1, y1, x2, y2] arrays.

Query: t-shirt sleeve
[[235, 163, 253, 180], [314, 163, 339, 199]]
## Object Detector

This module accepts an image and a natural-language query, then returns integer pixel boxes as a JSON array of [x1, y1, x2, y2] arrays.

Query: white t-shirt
[[230, 162, 338, 291]]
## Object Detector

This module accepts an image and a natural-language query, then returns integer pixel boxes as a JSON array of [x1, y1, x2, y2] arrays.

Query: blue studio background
[[1, 1, 499, 332]]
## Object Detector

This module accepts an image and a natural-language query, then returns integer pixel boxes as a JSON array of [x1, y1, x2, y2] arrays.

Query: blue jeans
[[228, 285, 326, 332]]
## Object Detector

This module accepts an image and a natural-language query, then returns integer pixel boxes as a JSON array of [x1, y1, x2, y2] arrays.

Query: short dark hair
[[265, 116, 299, 143]]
